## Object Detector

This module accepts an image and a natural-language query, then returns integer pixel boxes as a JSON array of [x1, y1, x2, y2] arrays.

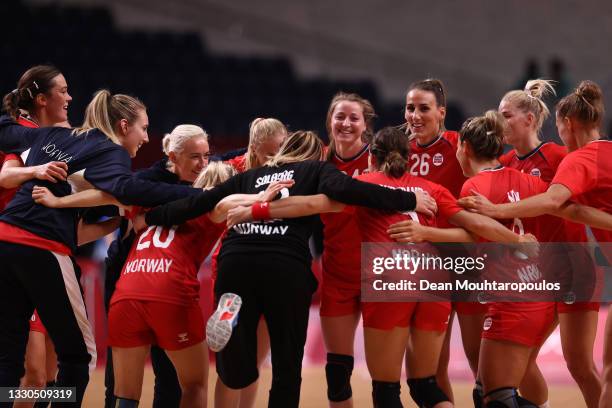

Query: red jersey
[[500, 142, 567, 182], [408, 131, 467, 197], [0, 116, 35, 210], [320, 145, 370, 288], [112, 214, 225, 306], [462, 167, 551, 306], [461, 167, 550, 241], [500, 142, 585, 242], [354, 171, 462, 242], [552, 140, 612, 242], [227, 153, 247, 173]]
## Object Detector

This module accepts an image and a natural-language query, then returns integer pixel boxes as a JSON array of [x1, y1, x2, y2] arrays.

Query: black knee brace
[[372, 380, 402, 408], [407, 376, 450, 408], [484, 387, 521, 408], [114, 397, 139, 408], [325, 353, 354, 402], [473, 380, 484, 408], [516, 396, 539, 408]]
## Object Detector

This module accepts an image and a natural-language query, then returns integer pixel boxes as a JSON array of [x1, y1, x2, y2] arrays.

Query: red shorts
[[320, 283, 361, 317], [454, 302, 488, 315], [556, 301, 600, 314], [482, 302, 555, 347], [29, 310, 47, 336], [362, 301, 451, 331], [108, 300, 204, 350]]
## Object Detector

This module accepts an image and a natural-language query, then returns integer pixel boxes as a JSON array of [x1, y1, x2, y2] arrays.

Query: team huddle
[[1, 65, 612, 408]]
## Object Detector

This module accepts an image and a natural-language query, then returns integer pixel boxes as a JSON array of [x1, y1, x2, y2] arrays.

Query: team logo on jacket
[[483, 317, 493, 331], [530, 168, 541, 177], [433, 153, 444, 166]]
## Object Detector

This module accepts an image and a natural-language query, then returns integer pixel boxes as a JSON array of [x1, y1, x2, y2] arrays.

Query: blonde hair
[[73, 89, 145, 143], [501, 79, 556, 133], [325, 92, 376, 161], [162, 124, 208, 156], [267, 130, 323, 167], [193, 161, 237, 189], [244, 118, 288, 170]]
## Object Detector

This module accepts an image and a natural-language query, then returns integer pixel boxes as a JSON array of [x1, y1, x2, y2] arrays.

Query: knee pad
[[484, 387, 520, 408], [372, 380, 402, 408], [407, 376, 450, 408], [325, 353, 354, 402], [516, 396, 539, 408], [114, 397, 139, 408], [473, 381, 484, 408]]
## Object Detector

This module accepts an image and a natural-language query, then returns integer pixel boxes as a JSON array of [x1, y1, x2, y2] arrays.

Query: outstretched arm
[[555, 202, 612, 231], [387, 221, 475, 243], [32, 186, 128, 209], [225, 194, 345, 227], [0, 159, 68, 189], [457, 184, 572, 219], [77, 218, 122, 246], [208, 180, 295, 223]]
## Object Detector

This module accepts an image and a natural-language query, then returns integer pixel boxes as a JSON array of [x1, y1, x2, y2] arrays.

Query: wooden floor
[[84, 366, 586, 407]]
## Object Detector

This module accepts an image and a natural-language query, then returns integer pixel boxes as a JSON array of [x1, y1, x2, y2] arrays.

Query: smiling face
[[35, 74, 72, 125], [120, 109, 149, 158], [170, 137, 211, 183], [404, 89, 446, 144], [330, 100, 367, 149]]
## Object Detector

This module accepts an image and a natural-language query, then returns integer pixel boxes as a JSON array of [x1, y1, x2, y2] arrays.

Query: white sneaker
[[206, 293, 242, 352]]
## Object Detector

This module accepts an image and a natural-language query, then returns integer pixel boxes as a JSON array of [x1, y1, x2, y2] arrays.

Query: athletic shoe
[[206, 293, 242, 352]]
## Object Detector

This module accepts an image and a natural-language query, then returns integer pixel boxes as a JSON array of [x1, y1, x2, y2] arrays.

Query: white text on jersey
[[124, 258, 173, 274]]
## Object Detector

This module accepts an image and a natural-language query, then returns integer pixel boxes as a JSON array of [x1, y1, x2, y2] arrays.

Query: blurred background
[[2, 1, 608, 403], [4, 0, 612, 168]]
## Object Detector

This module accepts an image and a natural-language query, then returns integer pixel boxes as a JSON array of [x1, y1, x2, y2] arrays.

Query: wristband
[[251, 202, 271, 220]]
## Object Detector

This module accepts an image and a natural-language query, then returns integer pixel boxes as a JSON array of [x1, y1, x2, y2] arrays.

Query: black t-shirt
[[145, 160, 417, 265]]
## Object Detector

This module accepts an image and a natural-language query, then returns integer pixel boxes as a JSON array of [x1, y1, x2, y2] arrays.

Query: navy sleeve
[[84, 146, 199, 206], [145, 173, 243, 227], [317, 161, 417, 211], [0, 115, 41, 153], [213, 147, 247, 162]]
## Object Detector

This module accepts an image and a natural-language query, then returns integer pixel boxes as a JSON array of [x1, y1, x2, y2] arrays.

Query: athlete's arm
[[32, 186, 127, 209], [85, 144, 202, 210], [0, 115, 41, 152], [208, 180, 295, 223], [457, 184, 572, 219], [554, 202, 612, 231], [318, 162, 436, 216], [77, 217, 122, 246], [387, 221, 475, 243], [0, 158, 68, 188], [449, 210, 523, 243]]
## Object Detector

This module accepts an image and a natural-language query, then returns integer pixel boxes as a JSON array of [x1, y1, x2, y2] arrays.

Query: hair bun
[[576, 80, 603, 104]]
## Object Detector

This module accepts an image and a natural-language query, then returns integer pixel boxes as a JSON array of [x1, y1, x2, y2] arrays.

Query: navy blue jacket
[[0, 116, 198, 251]]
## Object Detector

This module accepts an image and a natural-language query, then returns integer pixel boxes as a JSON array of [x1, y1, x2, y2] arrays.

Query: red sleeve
[[459, 178, 478, 198], [342, 205, 356, 215], [226, 155, 246, 173], [551, 151, 596, 197], [432, 184, 462, 220], [1, 153, 22, 166]]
